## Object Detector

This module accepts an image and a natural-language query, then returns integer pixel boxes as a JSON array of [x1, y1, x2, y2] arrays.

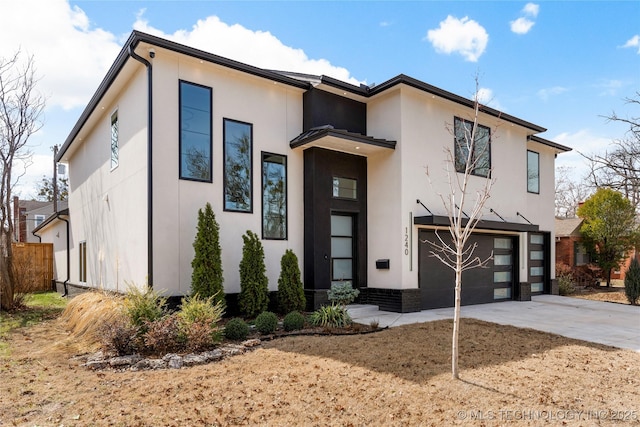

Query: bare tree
[[582, 92, 640, 211], [555, 166, 591, 218], [0, 51, 45, 311], [424, 80, 494, 379]]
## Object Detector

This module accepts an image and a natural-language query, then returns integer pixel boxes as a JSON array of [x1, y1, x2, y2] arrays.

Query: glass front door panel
[[331, 214, 354, 285]]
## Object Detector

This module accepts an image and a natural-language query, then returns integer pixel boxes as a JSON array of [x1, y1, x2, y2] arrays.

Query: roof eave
[[56, 31, 311, 162]]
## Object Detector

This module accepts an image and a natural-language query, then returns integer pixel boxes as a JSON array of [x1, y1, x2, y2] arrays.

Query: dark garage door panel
[[418, 230, 509, 310]]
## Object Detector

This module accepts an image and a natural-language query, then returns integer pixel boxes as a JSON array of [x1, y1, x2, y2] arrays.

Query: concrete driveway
[[348, 295, 640, 352]]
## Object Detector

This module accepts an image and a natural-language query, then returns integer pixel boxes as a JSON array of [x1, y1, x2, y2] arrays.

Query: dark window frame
[[79, 241, 87, 283], [261, 151, 287, 240], [332, 176, 358, 200], [223, 118, 253, 213], [454, 116, 491, 178], [110, 110, 119, 170], [527, 150, 540, 194], [179, 80, 213, 182]]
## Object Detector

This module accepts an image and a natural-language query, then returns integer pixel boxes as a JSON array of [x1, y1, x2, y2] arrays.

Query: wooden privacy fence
[[12, 243, 54, 293]]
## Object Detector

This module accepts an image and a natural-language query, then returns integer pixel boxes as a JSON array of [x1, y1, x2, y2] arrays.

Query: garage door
[[418, 230, 515, 309]]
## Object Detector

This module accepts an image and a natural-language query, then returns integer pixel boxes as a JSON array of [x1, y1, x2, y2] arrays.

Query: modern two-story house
[[55, 31, 570, 312]]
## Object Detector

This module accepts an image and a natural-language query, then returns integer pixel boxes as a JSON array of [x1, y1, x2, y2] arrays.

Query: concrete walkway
[[348, 295, 640, 352]]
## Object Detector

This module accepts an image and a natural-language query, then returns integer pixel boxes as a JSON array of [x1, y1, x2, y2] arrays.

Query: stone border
[[78, 339, 262, 371]]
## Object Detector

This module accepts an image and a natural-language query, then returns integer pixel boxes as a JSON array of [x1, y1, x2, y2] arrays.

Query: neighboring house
[[555, 216, 638, 281], [12, 197, 53, 243], [54, 31, 571, 312], [32, 204, 70, 292]]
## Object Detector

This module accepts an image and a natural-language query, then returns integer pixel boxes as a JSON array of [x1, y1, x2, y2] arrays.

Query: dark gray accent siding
[[303, 148, 367, 303], [303, 88, 366, 134]]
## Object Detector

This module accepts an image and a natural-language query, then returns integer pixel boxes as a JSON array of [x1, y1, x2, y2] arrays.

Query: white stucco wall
[[66, 68, 149, 292], [150, 49, 305, 296], [366, 85, 559, 290], [34, 218, 69, 281]]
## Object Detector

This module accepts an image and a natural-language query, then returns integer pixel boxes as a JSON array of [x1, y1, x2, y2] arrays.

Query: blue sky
[[1, 0, 638, 197]]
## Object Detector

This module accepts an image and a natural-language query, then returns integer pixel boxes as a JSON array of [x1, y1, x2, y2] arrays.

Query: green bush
[[122, 285, 167, 333], [178, 294, 225, 348], [254, 311, 278, 334], [310, 304, 351, 328], [277, 249, 306, 314], [283, 311, 305, 331], [624, 258, 640, 305], [238, 230, 269, 317], [191, 203, 225, 306], [224, 317, 249, 341], [327, 281, 360, 306]]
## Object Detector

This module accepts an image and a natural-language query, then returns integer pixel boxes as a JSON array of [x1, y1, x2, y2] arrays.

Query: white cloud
[[523, 3, 540, 18], [475, 87, 504, 110], [426, 16, 488, 62], [537, 86, 568, 101], [621, 35, 640, 54], [0, 0, 361, 114], [595, 79, 623, 96], [553, 129, 613, 177], [133, 13, 361, 85], [510, 18, 535, 35], [0, 0, 123, 111], [510, 3, 539, 35]]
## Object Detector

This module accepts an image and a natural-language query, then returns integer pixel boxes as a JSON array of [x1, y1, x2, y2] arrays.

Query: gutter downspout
[[128, 45, 154, 290], [31, 230, 42, 243], [56, 213, 70, 297]]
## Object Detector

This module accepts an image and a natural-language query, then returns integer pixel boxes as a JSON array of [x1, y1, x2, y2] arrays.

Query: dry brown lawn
[[571, 285, 633, 305], [1, 311, 639, 426]]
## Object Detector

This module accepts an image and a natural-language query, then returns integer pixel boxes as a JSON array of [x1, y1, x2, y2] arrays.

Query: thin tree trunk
[[0, 251, 14, 311], [452, 258, 462, 379]]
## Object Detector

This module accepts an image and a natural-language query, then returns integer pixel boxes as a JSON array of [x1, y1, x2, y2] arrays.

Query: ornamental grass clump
[[310, 304, 352, 329], [255, 311, 278, 334]]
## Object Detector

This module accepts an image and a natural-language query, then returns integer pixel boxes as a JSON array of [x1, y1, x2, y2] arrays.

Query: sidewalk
[[348, 295, 640, 352]]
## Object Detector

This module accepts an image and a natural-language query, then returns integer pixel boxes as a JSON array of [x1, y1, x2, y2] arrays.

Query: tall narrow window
[[527, 150, 540, 194], [110, 111, 119, 169], [224, 119, 252, 212], [179, 81, 212, 181], [454, 117, 491, 177], [79, 241, 87, 283], [262, 152, 287, 239]]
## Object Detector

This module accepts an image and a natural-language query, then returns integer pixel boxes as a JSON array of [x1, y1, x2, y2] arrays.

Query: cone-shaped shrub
[[191, 203, 224, 306], [238, 230, 269, 317], [277, 249, 306, 314], [624, 257, 640, 305]]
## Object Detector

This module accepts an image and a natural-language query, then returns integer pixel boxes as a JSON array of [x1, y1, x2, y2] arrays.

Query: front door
[[331, 213, 355, 285]]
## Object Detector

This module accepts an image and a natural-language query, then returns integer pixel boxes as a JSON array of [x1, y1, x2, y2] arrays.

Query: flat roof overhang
[[290, 125, 396, 157], [414, 215, 539, 233]]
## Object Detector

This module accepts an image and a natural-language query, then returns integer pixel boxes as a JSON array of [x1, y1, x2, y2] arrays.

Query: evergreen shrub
[[238, 230, 269, 317], [224, 318, 249, 341], [255, 311, 278, 334], [191, 203, 225, 306], [283, 311, 305, 331]]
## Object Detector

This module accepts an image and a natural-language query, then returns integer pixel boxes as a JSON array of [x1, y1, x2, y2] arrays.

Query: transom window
[[527, 150, 540, 194], [224, 118, 253, 212], [454, 117, 491, 177], [179, 81, 212, 182], [262, 152, 287, 239], [332, 177, 357, 199]]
